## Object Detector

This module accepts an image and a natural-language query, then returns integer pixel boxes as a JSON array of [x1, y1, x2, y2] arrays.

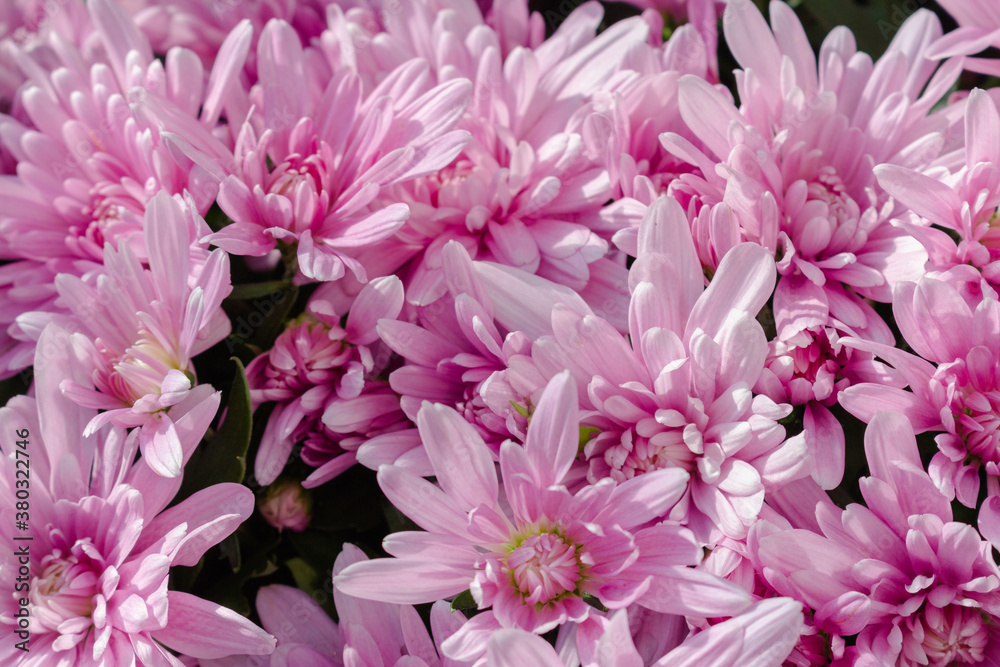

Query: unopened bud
[[259, 479, 312, 532]]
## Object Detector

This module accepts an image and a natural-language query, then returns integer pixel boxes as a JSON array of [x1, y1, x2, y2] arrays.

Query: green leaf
[[450, 590, 477, 612], [203, 357, 252, 481], [286, 557, 319, 594], [510, 401, 531, 419], [222, 284, 300, 352], [204, 203, 233, 232], [227, 281, 294, 301], [174, 358, 253, 505], [219, 533, 242, 573], [582, 594, 609, 612], [578, 426, 600, 452]]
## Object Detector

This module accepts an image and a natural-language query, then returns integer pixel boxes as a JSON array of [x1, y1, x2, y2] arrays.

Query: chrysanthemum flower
[[623, 0, 725, 80], [361, 240, 552, 476], [200, 543, 468, 666], [876, 88, 1000, 290], [248, 276, 406, 486], [380, 1, 650, 312], [161, 17, 472, 285], [478, 197, 808, 542], [928, 0, 1000, 77], [20, 191, 232, 478], [648, 0, 958, 482], [0, 0, 251, 376], [0, 325, 274, 665], [840, 272, 1000, 506], [755, 411, 1000, 666], [335, 372, 748, 661]]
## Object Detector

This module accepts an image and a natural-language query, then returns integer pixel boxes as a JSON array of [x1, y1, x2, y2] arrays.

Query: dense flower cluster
[[2, 0, 1000, 664]]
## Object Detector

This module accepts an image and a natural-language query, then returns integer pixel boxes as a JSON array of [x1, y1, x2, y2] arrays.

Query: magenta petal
[[814, 590, 871, 635], [152, 591, 275, 658], [838, 385, 941, 432]]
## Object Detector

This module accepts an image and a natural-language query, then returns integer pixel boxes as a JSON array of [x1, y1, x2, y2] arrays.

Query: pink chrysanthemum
[[928, 0, 1000, 77], [479, 197, 808, 543], [161, 17, 472, 285], [0, 325, 274, 665], [624, 0, 725, 80], [642, 1, 958, 482], [384, 1, 650, 314], [361, 240, 544, 476], [755, 411, 1000, 666], [335, 372, 747, 661], [20, 192, 232, 478], [248, 276, 406, 487], [876, 89, 1000, 290], [205, 543, 469, 666], [0, 0, 251, 376], [840, 272, 1000, 506]]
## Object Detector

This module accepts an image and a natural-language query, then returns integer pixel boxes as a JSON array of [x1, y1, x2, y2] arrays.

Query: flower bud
[[259, 479, 312, 532]]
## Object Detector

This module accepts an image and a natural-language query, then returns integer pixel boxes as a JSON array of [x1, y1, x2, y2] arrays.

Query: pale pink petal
[[333, 559, 472, 605], [135, 484, 253, 566], [661, 598, 803, 667], [256, 585, 341, 655], [805, 403, 845, 490], [524, 371, 578, 486], [639, 566, 753, 617], [201, 20, 253, 127], [345, 276, 404, 346], [485, 629, 565, 667], [965, 88, 1000, 168], [863, 411, 923, 484], [142, 414, 183, 478], [874, 164, 962, 225], [678, 74, 741, 161], [152, 591, 275, 658], [724, 0, 782, 98], [685, 243, 776, 343], [416, 402, 498, 511]]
